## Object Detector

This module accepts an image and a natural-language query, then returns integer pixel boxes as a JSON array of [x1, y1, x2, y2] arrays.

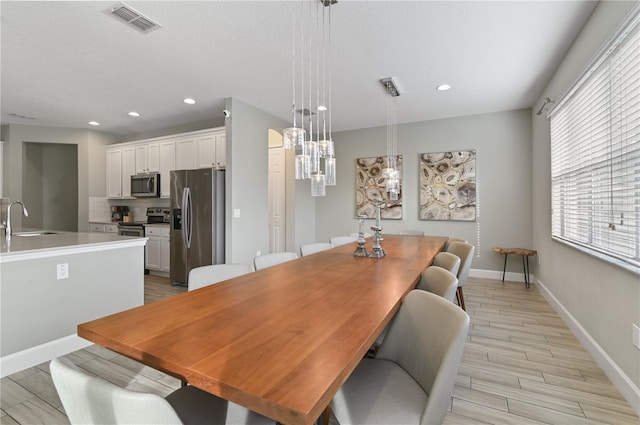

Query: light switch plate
[[233, 209, 241, 218], [57, 263, 69, 280]]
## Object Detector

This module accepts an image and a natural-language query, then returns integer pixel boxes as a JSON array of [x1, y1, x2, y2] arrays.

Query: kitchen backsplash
[[90, 197, 170, 222]]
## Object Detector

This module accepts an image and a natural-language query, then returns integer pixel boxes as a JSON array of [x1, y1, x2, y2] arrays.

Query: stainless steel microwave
[[131, 172, 160, 198]]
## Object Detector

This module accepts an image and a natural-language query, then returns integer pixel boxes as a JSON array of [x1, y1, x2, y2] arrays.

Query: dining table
[[78, 234, 447, 425]]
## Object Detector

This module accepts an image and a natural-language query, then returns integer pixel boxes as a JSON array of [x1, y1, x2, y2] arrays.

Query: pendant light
[[381, 77, 400, 201], [287, 0, 337, 197]]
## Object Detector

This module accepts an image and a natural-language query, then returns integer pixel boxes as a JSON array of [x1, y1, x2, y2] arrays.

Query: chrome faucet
[[6, 201, 29, 237]]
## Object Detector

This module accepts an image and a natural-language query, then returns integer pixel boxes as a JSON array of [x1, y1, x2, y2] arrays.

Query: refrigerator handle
[[181, 187, 189, 249], [185, 187, 193, 249]]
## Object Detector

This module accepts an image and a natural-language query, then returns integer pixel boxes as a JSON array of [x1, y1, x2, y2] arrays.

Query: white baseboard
[[0, 334, 92, 378], [470, 268, 531, 283], [535, 277, 640, 416]]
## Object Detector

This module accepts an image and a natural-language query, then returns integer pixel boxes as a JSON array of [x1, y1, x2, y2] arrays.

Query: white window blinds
[[550, 11, 640, 271]]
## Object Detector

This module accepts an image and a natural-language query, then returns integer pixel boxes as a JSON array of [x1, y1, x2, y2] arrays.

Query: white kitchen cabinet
[[106, 148, 122, 198], [135, 145, 148, 173], [197, 130, 226, 169], [215, 131, 226, 168], [145, 225, 170, 273], [136, 143, 160, 173], [147, 143, 160, 172], [159, 141, 175, 198], [175, 137, 197, 170], [121, 147, 135, 198], [89, 223, 106, 233], [90, 223, 119, 234]]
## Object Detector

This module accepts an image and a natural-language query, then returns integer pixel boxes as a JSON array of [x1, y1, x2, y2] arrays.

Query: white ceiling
[[1, 1, 597, 137]]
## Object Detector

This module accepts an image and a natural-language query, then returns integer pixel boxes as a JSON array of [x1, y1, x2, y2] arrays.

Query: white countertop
[[0, 229, 147, 262]]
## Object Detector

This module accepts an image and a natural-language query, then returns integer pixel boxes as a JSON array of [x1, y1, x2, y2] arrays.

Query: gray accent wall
[[225, 97, 290, 264], [0, 124, 119, 232], [531, 0, 640, 403], [315, 109, 533, 273]]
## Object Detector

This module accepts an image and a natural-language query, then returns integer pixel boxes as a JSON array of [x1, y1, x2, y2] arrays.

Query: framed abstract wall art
[[355, 155, 403, 219], [419, 150, 476, 221]]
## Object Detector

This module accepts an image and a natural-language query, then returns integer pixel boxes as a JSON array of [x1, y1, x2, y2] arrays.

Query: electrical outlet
[[256, 250, 261, 257], [632, 324, 640, 350], [57, 263, 69, 280]]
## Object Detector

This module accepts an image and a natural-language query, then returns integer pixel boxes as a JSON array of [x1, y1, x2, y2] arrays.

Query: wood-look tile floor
[[1, 276, 637, 424]]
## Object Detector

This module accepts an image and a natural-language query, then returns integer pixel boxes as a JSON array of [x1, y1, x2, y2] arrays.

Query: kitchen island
[[0, 230, 147, 377]]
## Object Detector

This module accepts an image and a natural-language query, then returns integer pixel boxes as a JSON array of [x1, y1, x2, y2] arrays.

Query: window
[[550, 10, 640, 272]]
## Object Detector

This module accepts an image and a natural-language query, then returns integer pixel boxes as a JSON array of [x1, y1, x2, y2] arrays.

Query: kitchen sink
[[13, 231, 59, 237]]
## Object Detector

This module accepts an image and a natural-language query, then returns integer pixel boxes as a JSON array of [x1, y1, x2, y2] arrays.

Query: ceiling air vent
[[107, 2, 161, 34]]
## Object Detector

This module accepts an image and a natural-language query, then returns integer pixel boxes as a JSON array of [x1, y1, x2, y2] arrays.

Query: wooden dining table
[[78, 235, 447, 425]]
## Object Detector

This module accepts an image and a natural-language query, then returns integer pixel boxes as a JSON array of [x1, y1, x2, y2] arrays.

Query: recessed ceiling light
[[184, 98, 196, 105], [317, 105, 327, 112], [88, 121, 100, 126], [436, 84, 452, 91], [128, 111, 140, 117]]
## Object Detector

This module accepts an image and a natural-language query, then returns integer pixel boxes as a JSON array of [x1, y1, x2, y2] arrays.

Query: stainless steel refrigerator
[[170, 168, 225, 285]]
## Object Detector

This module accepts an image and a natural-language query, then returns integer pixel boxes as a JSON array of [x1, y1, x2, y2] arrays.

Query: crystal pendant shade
[[311, 173, 326, 197], [283, 127, 306, 149], [324, 157, 336, 186]]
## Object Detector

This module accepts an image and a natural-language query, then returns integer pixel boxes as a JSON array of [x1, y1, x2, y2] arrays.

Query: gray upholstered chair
[[432, 251, 461, 277], [50, 357, 228, 425], [330, 236, 357, 247], [188, 263, 254, 291], [349, 232, 372, 239], [416, 266, 458, 303], [253, 251, 298, 270], [300, 242, 333, 257], [330, 235, 357, 247], [398, 229, 425, 236], [446, 241, 475, 311], [331, 290, 470, 425], [443, 237, 467, 251]]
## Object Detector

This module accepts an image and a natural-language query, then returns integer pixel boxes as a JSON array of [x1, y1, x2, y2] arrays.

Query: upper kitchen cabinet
[[197, 129, 226, 169], [175, 136, 197, 170], [106, 148, 122, 198], [158, 141, 175, 198], [105, 128, 224, 199], [106, 146, 135, 199]]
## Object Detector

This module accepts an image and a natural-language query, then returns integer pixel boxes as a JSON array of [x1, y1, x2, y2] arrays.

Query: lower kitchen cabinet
[[90, 223, 118, 234], [145, 225, 170, 274]]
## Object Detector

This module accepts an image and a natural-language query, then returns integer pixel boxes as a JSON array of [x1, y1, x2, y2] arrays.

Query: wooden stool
[[491, 247, 537, 288]]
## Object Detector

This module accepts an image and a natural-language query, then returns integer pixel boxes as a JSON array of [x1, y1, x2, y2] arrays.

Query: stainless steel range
[[117, 208, 170, 237]]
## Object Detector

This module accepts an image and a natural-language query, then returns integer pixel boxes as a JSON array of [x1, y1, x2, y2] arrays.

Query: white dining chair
[[443, 237, 467, 251], [398, 229, 425, 236], [300, 242, 333, 257], [331, 290, 470, 425], [446, 241, 475, 311], [330, 236, 356, 247], [188, 263, 254, 291], [50, 357, 228, 425], [253, 252, 298, 271]]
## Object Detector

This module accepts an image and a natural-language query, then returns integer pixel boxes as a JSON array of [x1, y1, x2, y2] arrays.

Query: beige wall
[[531, 1, 639, 411]]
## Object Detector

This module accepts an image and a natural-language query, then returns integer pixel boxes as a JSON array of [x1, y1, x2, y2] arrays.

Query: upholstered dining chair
[[331, 290, 470, 425], [300, 242, 333, 257], [330, 236, 357, 247], [372, 266, 458, 352], [253, 251, 298, 271], [443, 237, 467, 251], [50, 357, 228, 425], [432, 251, 461, 277], [416, 266, 458, 303], [188, 263, 254, 291], [398, 229, 425, 236], [446, 241, 475, 311]]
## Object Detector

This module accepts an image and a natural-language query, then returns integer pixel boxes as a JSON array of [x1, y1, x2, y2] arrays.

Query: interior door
[[268, 147, 286, 253]]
